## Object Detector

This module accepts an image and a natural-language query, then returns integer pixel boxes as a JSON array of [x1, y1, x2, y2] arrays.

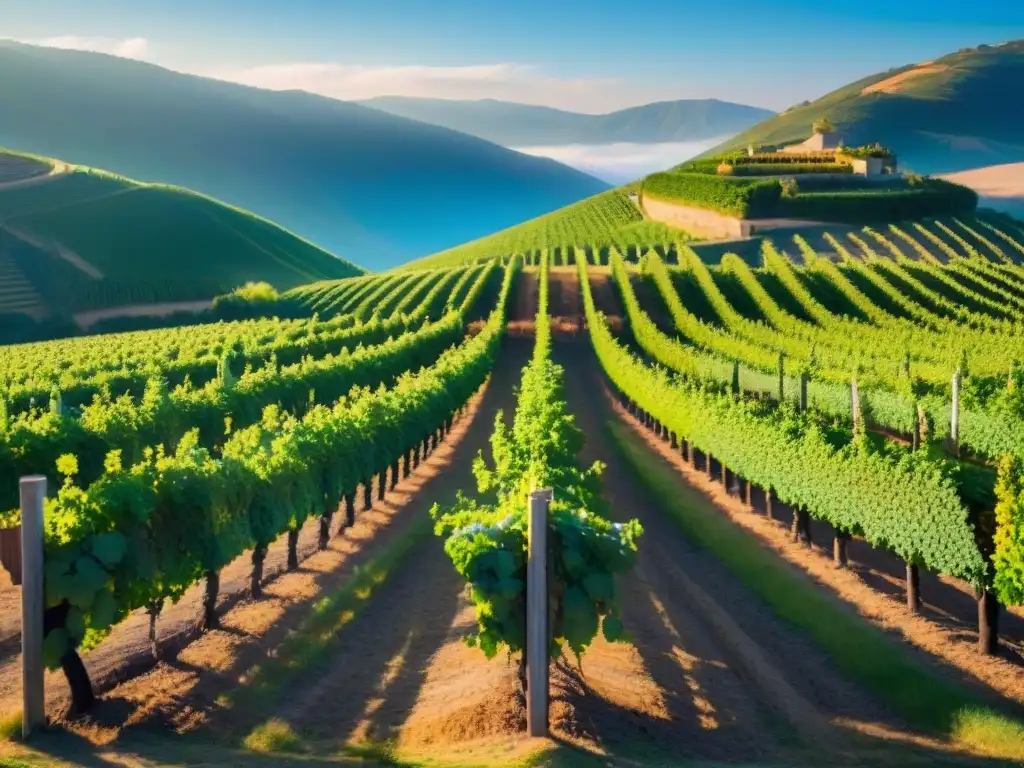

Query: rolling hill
[[702, 40, 1024, 175], [400, 188, 680, 270], [940, 163, 1024, 220], [0, 152, 362, 320], [0, 41, 608, 269], [358, 96, 775, 147]]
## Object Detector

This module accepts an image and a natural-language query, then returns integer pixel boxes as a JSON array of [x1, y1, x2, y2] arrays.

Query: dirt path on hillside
[[0, 163, 70, 192], [74, 301, 213, 328], [1, 224, 104, 279], [0, 363, 503, 727]]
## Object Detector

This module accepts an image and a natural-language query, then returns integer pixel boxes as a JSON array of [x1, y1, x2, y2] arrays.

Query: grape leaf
[[89, 531, 127, 568], [42, 628, 70, 670]]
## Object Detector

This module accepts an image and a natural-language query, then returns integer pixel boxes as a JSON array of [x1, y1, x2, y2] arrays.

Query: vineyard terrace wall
[[640, 195, 828, 240]]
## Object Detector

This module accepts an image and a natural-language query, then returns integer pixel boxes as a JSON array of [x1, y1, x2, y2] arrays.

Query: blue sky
[[5, 0, 1024, 112]]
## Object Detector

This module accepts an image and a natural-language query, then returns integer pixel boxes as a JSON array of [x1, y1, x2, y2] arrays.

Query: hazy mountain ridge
[[0, 41, 608, 269], [357, 96, 775, 146]]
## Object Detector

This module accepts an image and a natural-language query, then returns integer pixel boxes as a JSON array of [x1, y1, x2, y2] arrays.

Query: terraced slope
[[0, 163, 362, 317], [0, 151, 51, 184], [401, 190, 680, 270]]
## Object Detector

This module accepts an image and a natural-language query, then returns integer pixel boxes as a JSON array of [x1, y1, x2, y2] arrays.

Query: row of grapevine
[[1, 263, 501, 515], [2, 266, 473, 412], [403, 190, 681, 270], [580, 257, 1020, 651], [36, 259, 520, 711], [644, 249, 1024, 461], [433, 252, 641, 671]]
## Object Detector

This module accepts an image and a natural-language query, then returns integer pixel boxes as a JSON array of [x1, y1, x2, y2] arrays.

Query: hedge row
[[777, 180, 979, 222], [642, 172, 977, 222], [642, 172, 781, 217], [729, 163, 852, 177]]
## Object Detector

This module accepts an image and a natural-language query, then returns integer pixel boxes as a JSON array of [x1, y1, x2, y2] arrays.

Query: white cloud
[[22, 35, 150, 59], [212, 61, 633, 112], [514, 140, 727, 184]]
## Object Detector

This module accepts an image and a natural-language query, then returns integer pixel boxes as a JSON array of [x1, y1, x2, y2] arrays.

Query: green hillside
[[399, 189, 682, 270], [702, 40, 1024, 174], [358, 96, 775, 146], [0, 40, 608, 269], [0, 156, 362, 318]]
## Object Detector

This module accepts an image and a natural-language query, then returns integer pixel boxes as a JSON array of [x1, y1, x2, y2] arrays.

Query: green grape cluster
[[433, 253, 642, 665]]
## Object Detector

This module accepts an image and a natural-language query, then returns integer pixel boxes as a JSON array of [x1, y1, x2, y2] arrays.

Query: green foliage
[[402, 190, 681, 270], [0, 267, 492, 515], [642, 172, 782, 217], [730, 163, 853, 176], [642, 166, 976, 223], [994, 456, 1024, 604], [34, 259, 519, 666], [0, 169, 362, 316], [812, 118, 835, 134], [583, 255, 990, 586], [433, 253, 642, 662], [777, 179, 978, 222]]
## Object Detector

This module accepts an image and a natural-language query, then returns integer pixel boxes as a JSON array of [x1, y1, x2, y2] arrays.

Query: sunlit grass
[[0, 710, 21, 743], [243, 718, 304, 754]]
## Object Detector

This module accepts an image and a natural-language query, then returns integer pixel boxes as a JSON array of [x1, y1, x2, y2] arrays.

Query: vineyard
[[0, 161, 362, 319], [401, 190, 683, 271], [3, 222, 1024, 766]]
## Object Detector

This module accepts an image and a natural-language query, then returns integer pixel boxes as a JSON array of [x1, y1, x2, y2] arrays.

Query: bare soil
[[1, 225, 104, 279], [605, 377, 1024, 709], [862, 64, 949, 94], [8, 331, 1021, 765], [549, 344, 914, 762], [74, 301, 213, 328], [0, 362, 499, 726]]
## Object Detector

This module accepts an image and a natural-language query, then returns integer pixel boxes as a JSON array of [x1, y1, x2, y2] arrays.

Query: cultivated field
[[0, 157, 361, 319], [3, 229, 1024, 767]]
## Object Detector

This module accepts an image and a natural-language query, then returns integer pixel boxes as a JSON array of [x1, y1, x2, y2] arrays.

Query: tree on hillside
[[813, 118, 835, 134]]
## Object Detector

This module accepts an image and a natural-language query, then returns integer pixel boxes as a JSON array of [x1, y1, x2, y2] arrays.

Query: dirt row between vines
[[605, 379, 1024, 710], [0, 347, 516, 727], [7, 333, 1015, 763], [603, 265, 1024, 662]]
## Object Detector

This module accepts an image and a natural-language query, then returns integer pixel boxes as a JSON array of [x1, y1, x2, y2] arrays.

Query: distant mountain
[[357, 97, 775, 147], [0, 152, 361, 320], [0, 41, 608, 269], [702, 40, 1024, 175]]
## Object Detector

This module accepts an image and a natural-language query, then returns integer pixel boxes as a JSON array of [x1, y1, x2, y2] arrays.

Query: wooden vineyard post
[[527, 488, 553, 738], [906, 562, 921, 614], [833, 530, 849, 569], [20, 475, 46, 738], [731, 360, 740, 399], [977, 588, 1000, 655], [799, 372, 808, 412], [950, 367, 961, 459]]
